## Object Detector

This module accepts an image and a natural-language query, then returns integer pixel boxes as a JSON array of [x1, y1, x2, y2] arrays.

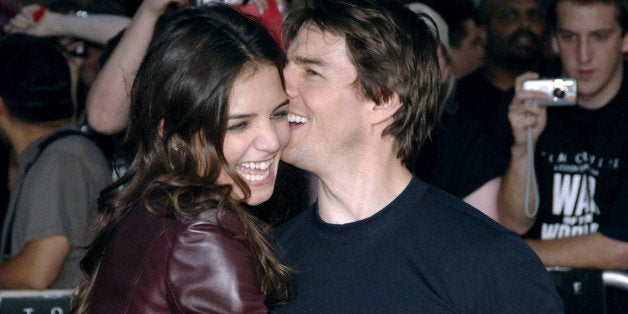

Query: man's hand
[[508, 72, 549, 154]]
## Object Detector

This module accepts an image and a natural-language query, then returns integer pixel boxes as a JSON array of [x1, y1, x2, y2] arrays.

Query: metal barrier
[[0, 289, 73, 314], [603, 270, 628, 291]]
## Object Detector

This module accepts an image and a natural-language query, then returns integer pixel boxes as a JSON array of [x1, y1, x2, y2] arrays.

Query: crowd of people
[[0, 0, 625, 312]]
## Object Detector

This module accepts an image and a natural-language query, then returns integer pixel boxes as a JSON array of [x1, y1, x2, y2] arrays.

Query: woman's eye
[[271, 110, 288, 121], [227, 121, 247, 132]]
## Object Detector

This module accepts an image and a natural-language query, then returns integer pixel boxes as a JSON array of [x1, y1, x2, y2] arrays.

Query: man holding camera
[[499, 0, 628, 271]]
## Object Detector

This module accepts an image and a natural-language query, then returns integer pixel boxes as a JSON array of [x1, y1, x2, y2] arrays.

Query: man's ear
[[622, 32, 628, 53], [551, 35, 560, 55], [0, 97, 8, 117], [0, 97, 11, 127], [370, 93, 402, 125], [157, 119, 165, 138]]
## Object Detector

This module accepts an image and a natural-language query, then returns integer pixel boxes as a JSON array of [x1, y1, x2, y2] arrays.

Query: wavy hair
[[72, 5, 292, 312]]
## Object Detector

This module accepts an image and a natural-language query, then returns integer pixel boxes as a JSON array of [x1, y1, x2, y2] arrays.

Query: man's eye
[[559, 32, 575, 42], [498, 11, 517, 22], [227, 121, 247, 132], [594, 32, 610, 41], [527, 10, 545, 22], [305, 69, 320, 77]]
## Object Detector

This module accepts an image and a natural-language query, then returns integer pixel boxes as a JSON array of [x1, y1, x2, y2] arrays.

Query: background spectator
[[0, 33, 111, 289], [456, 0, 558, 150], [500, 0, 628, 312]]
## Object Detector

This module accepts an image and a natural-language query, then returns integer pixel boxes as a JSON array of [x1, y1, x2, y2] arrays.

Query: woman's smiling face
[[221, 64, 290, 206]]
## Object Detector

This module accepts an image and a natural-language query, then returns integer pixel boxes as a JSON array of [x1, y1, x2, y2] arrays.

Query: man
[[501, 0, 628, 271], [426, 0, 487, 80], [501, 1, 628, 311], [0, 34, 111, 289], [273, 0, 563, 312], [456, 0, 556, 149], [408, 2, 505, 220]]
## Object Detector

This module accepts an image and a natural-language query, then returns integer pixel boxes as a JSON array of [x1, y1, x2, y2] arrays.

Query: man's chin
[[280, 145, 298, 164]]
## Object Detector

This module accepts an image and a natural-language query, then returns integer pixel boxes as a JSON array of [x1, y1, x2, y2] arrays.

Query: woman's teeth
[[237, 158, 273, 182]]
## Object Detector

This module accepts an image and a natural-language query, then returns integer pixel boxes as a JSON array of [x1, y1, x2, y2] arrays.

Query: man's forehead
[[556, 2, 620, 31], [295, 23, 344, 45], [288, 23, 347, 59]]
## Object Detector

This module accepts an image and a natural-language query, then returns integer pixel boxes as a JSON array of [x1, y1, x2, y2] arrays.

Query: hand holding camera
[[508, 72, 552, 149]]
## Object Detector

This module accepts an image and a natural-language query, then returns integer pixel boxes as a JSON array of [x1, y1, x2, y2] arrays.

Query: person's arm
[[85, 0, 186, 135], [526, 233, 628, 270], [498, 72, 548, 234], [0, 235, 70, 289], [85, 0, 271, 135], [3, 5, 131, 45], [167, 218, 267, 313], [463, 176, 501, 221]]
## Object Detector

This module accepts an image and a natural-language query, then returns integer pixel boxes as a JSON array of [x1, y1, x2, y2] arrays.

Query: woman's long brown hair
[[72, 5, 292, 312]]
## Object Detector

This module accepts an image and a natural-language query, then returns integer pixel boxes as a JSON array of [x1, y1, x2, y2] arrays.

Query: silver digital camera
[[523, 78, 577, 106]]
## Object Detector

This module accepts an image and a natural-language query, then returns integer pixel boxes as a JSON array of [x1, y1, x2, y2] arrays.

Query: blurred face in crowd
[[552, 1, 628, 109], [450, 18, 486, 79], [437, 43, 453, 84], [222, 65, 290, 205], [485, 0, 547, 68]]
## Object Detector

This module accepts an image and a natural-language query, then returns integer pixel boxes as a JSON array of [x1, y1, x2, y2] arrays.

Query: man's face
[[552, 1, 628, 108], [450, 19, 486, 79], [282, 24, 371, 175], [485, 0, 547, 66]]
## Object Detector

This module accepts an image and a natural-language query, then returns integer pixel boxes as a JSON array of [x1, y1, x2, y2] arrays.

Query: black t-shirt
[[456, 69, 517, 150], [524, 75, 628, 242], [273, 177, 564, 313], [413, 106, 509, 198]]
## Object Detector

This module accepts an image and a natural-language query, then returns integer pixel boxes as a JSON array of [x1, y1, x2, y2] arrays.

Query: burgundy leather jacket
[[89, 204, 268, 313]]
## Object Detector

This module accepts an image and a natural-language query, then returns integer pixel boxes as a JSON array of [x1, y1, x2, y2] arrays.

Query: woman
[[72, 5, 292, 313]]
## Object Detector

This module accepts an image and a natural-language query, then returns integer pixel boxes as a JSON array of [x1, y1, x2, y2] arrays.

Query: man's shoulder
[[418, 184, 509, 233], [418, 186, 549, 275], [44, 129, 99, 153], [40, 128, 109, 166]]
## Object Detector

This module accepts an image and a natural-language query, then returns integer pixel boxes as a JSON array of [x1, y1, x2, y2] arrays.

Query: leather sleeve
[[165, 216, 268, 313]]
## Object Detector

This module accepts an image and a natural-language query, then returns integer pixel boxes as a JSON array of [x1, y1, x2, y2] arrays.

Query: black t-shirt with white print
[[524, 70, 628, 242]]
